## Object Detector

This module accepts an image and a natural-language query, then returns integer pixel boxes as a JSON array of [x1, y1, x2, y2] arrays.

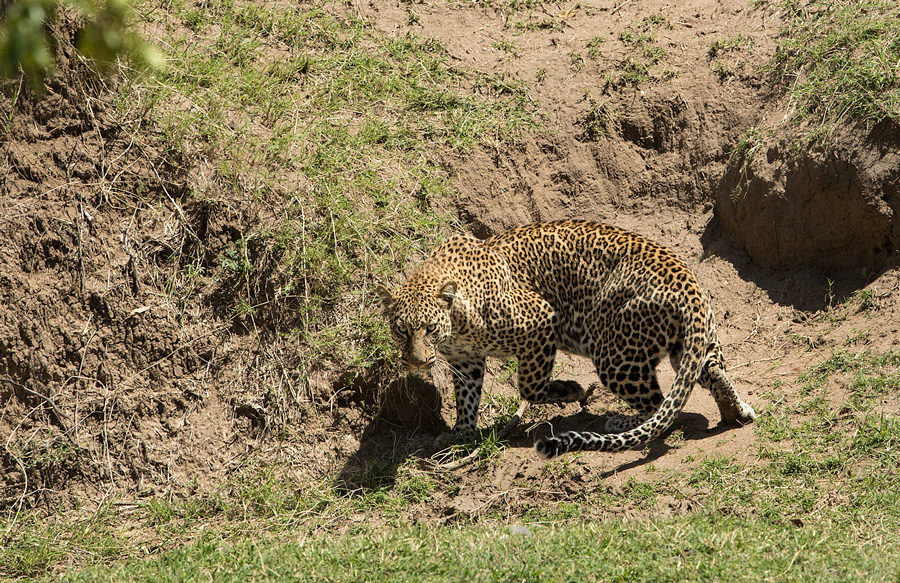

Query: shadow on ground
[[335, 374, 446, 491]]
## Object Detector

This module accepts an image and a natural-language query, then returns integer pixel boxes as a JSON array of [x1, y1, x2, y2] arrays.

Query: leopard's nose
[[406, 357, 430, 369], [404, 354, 432, 372], [406, 362, 431, 373]]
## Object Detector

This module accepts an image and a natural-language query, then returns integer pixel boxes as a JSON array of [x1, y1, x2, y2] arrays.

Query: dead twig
[[0, 378, 74, 440], [729, 356, 781, 371], [611, 0, 633, 14]]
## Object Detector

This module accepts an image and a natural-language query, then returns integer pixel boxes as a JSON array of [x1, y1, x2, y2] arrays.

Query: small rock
[[507, 524, 532, 537]]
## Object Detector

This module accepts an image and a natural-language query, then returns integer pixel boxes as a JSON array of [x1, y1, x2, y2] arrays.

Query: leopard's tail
[[534, 301, 710, 459]]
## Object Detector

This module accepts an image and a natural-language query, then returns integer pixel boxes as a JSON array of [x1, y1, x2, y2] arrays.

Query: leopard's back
[[483, 220, 710, 358]]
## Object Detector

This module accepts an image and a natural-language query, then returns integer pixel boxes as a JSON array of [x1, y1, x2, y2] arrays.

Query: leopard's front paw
[[730, 401, 757, 426], [432, 427, 476, 450], [739, 402, 757, 424], [543, 379, 586, 403]]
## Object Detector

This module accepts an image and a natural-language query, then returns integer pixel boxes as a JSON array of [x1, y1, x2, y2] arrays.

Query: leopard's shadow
[[335, 375, 449, 492], [511, 408, 732, 475], [338, 375, 739, 489]]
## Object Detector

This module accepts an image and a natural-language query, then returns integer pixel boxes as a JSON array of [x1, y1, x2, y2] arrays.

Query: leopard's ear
[[375, 284, 395, 309], [437, 281, 457, 307]]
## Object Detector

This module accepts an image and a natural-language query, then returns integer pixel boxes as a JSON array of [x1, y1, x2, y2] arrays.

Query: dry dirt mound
[[0, 64, 225, 505], [717, 120, 900, 271], [2, 0, 899, 529]]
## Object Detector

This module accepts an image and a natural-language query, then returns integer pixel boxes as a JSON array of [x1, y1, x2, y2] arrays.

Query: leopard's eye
[[425, 324, 436, 334], [394, 319, 408, 336]]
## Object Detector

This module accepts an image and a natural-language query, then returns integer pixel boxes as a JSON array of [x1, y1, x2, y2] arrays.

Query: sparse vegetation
[[609, 14, 671, 86], [131, 0, 538, 379], [492, 39, 519, 56], [586, 35, 605, 59], [708, 34, 754, 58], [578, 98, 615, 140], [569, 49, 585, 71], [514, 18, 563, 32], [713, 60, 734, 80], [729, 125, 772, 198], [771, 0, 900, 129]]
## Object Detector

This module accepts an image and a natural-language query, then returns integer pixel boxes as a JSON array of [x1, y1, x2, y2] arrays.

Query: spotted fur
[[376, 220, 756, 458]]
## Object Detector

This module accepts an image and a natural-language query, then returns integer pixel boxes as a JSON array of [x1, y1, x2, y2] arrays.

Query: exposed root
[[0, 378, 73, 440]]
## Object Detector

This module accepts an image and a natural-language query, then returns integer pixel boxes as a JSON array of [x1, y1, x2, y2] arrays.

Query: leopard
[[376, 220, 757, 459]]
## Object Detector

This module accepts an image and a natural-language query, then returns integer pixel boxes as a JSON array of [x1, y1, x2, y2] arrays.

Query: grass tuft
[[771, 0, 900, 130]]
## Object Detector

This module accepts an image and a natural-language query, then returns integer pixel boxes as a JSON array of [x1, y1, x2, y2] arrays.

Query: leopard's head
[[376, 280, 456, 373]]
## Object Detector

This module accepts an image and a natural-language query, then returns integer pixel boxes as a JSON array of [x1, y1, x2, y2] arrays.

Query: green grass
[[2, 463, 444, 579], [607, 14, 671, 86], [0, 507, 127, 579], [728, 125, 772, 198], [708, 34, 754, 58], [56, 515, 900, 582], [771, 0, 900, 130], [7, 349, 900, 580], [515, 18, 563, 32], [745, 349, 900, 535], [708, 34, 753, 81], [586, 35, 606, 59], [798, 349, 900, 405], [492, 39, 519, 55]]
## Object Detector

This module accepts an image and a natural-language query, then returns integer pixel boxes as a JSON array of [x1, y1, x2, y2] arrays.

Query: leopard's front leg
[[497, 289, 585, 405], [516, 344, 586, 404], [433, 357, 485, 449]]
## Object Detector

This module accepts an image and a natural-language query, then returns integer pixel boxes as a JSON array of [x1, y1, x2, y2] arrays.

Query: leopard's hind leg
[[698, 346, 756, 426], [596, 356, 664, 433]]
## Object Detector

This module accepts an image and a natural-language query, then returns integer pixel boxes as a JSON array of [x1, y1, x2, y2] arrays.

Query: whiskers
[[401, 355, 465, 387], [434, 356, 466, 384]]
